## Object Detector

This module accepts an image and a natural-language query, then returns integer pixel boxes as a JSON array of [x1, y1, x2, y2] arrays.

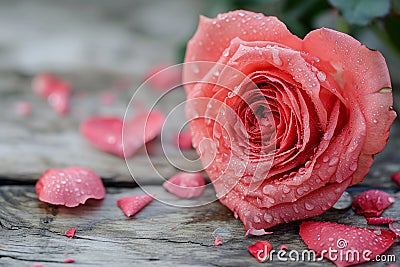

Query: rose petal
[[175, 130, 193, 150], [63, 258, 75, 263], [117, 194, 154, 217], [247, 240, 273, 263], [65, 228, 77, 238], [32, 73, 60, 98], [352, 190, 395, 217], [391, 172, 400, 186], [300, 221, 396, 267], [280, 244, 288, 250], [214, 236, 223, 246], [32, 73, 71, 115], [163, 172, 205, 199], [303, 28, 396, 158], [80, 110, 165, 158], [80, 116, 125, 157], [123, 110, 165, 157], [47, 82, 70, 116], [35, 167, 106, 207], [245, 228, 273, 236], [366, 217, 395, 225]]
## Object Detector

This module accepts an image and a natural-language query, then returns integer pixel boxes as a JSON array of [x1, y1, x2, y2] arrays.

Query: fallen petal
[[117, 194, 154, 217], [352, 190, 395, 217], [163, 172, 205, 199], [247, 240, 273, 263]]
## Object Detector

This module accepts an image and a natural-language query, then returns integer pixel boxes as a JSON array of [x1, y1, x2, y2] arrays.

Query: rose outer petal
[[303, 28, 396, 157]]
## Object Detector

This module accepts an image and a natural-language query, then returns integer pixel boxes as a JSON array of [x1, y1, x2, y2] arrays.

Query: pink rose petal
[[300, 221, 396, 267], [80, 110, 164, 158], [214, 236, 223, 246], [366, 217, 395, 225], [35, 166, 106, 207], [247, 241, 273, 263], [163, 172, 205, 199], [63, 258, 75, 263], [32, 73, 71, 115], [117, 194, 154, 217], [65, 227, 77, 238], [175, 130, 193, 150], [391, 172, 400, 186], [280, 244, 288, 250], [352, 190, 395, 217]]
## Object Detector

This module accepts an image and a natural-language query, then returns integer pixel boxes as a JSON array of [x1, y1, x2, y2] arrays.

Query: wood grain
[[0, 185, 398, 267]]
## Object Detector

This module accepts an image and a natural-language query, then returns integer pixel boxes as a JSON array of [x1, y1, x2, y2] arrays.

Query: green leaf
[[328, 0, 391, 26]]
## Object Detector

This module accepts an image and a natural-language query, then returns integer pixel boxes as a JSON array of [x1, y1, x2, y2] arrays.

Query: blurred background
[[1, 0, 399, 84]]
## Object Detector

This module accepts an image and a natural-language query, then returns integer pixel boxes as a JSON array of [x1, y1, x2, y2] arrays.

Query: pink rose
[[183, 10, 396, 230]]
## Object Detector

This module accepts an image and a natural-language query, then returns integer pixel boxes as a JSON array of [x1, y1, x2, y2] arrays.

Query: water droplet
[[317, 71, 326, 82], [212, 20, 216, 25], [262, 185, 275, 195], [213, 69, 220, 77], [223, 50, 229, 57], [191, 64, 199, 74], [373, 119, 378, 123], [293, 204, 299, 213], [349, 163, 357, 171], [305, 202, 315, 211], [328, 157, 339, 166], [60, 180, 67, 184], [322, 156, 329, 163], [238, 12, 245, 17], [76, 178, 82, 183], [271, 48, 282, 66], [282, 185, 290, 194], [253, 216, 261, 223], [263, 213, 273, 223]]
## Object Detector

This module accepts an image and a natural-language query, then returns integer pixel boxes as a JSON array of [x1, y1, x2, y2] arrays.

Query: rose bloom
[[183, 10, 396, 230]]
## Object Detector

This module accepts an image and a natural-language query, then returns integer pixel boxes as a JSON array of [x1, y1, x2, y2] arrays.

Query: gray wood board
[[0, 185, 398, 267]]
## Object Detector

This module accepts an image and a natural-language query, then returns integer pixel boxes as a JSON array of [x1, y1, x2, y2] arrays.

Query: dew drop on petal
[[305, 202, 315, 211], [317, 71, 326, 82]]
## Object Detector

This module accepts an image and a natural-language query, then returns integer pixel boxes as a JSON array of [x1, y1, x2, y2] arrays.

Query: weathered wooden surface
[[0, 1, 399, 266], [0, 186, 398, 267]]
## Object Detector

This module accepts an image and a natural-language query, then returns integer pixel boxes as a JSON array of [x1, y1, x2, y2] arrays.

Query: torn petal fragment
[[247, 241, 273, 263]]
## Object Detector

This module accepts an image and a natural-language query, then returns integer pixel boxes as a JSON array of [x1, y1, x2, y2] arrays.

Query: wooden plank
[[0, 185, 398, 266], [0, 71, 201, 184]]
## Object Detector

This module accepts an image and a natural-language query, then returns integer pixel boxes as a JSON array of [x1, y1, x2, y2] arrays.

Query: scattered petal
[[80, 116, 125, 157], [175, 130, 193, 150], [247, 241, 273, 263], [389, 221, 400, 238], [65, 228, 77, 238], [366, 217, 395, 225], [300, 221, 396, 267], [32, 73, 71, 115], [352, 190, 395, 217], [280, 244, 288, 251], [170, 225, 176, 230], [117, 194, 154, 217], [163, 172, 205, 199], [63, 258, 75, 263], [391, 172, 400, 186], [144, 64, 182, 92], [35, 166, 106, 207], [15, 101, 32, 116], [245, 228, 273, 236], [47, 82, 70, 115], [214, 236, 223, 246], [123, 110, 165, 157]]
